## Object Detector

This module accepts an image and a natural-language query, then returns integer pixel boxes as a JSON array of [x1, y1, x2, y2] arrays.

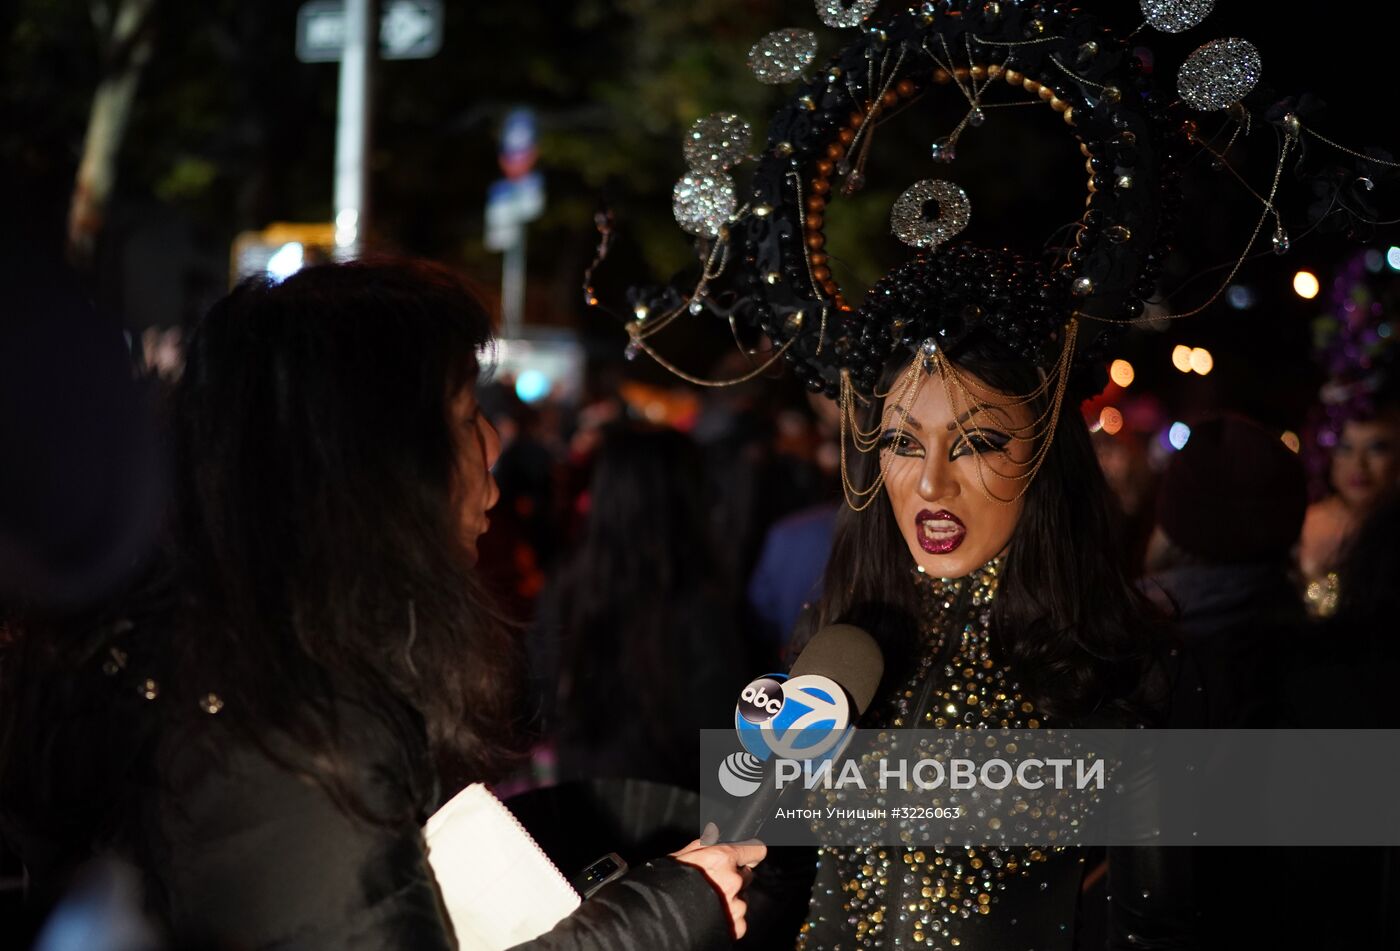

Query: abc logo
[[737, 676, 786, 724]]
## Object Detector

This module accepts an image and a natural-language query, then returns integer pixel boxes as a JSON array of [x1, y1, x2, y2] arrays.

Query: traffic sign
[[485, 172, 545, 251], [499, 107, 538, 179], [296, 0, 443, 63]]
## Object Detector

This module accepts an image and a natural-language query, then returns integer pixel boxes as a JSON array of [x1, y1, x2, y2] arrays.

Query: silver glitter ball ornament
[[890, 180, 971, 250], [683, 113, 752, 170], [1177, 37, 1261, 111], [817, 0, 880, 29], [1272, 225, 1290, 255], [748, 29, 818, 85], [1140, 0, 1214, 34], [968, 107, 986, 127], [672, 170, 737, 237]]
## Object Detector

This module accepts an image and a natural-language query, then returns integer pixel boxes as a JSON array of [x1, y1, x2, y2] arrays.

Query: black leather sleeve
[[157, 729, 456, 951], [1104, 844, 1198, 951], [158, 722, 730, 951], [510, 857, 731, 951]]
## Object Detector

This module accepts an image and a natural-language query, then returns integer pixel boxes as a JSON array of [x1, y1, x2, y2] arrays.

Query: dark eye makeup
[[877, 430, 924, 457], [951, 429, 1012, 461], [875, 427, 1013, 460]]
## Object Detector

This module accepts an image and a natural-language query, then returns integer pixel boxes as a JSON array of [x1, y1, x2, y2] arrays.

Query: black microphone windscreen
[[788, 623, 883, 716]]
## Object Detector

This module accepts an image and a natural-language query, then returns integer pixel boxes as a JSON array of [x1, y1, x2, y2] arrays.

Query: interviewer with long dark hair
[[0, 260, 759, 949]]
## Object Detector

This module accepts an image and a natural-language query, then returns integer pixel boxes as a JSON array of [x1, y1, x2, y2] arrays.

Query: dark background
[[5, 0, 1399, 431]]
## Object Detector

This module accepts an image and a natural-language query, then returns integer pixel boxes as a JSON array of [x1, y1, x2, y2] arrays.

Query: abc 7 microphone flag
[[718, 673, 855, 799]]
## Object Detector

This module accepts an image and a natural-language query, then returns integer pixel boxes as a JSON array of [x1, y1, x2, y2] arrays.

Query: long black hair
[[542, 422, 746, 783], [807, 332, 1171, 725], [2, 259, 522, 824]]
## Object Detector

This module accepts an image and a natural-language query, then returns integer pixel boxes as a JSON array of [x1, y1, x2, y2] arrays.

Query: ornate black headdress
[[588, 0, 1397, 505]]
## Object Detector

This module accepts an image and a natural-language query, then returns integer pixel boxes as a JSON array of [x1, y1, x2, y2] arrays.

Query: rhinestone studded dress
[[795, 557, 1087, 950]]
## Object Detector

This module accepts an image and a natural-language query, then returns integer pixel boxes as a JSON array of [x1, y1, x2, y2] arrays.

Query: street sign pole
[[333, 0, 373, 256], [502, 232, 526, 339], [487, 108, 542, 339]]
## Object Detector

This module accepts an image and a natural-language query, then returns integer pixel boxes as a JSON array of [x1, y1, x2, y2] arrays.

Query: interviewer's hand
[[670, 824, 767, 940]]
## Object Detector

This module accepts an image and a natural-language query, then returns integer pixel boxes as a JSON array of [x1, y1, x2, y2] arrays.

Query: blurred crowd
[[469, 349, 1400, 793]]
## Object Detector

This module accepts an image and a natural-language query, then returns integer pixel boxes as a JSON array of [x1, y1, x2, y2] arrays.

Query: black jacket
[[1143, 562, 1306, 729], [1, 622, 731, 950]]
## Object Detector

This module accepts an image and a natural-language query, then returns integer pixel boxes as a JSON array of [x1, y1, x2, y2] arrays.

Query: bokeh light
[[1109, 359, 1135, 387], [1189, 347, 1214, 375], [266, 242, 304, 282], [1387, 246, 1400, 271], [1168, 422, 1192, 451], [1226, 284, 1256, 310], [1171, 345, 1193, 373], [1281, 430, 1301, 453], [515, 368, 551, 403], [1099, 406, 1124, 435], [1292, 270, 1319, 299]]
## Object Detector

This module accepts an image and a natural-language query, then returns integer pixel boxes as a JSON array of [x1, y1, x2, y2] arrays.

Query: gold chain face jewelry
[[839, 363, 926, 510], [838, 321, 1079, 509], [937, 321, 1076, 502]]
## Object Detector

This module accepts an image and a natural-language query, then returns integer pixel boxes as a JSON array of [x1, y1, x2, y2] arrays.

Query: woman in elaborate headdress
[[1297, 250, 1400, 615], [786, 247, 1198, 948]]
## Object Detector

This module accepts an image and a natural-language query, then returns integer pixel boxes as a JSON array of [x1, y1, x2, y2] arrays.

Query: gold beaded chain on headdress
[[837, 318, 1078, 510]]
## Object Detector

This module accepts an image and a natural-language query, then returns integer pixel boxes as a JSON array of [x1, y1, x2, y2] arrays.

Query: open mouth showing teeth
[[920, 518, 959, 538], [915, 509, 965, 554]]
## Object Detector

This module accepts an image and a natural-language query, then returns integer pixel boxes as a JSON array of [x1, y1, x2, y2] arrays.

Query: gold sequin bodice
[[796, 557, 1083, 950]]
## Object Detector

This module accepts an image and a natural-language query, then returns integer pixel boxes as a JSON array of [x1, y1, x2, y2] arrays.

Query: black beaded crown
[[856, 244, 1105, 392]]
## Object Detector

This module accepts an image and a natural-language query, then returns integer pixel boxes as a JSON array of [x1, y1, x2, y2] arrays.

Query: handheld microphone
[[718, 623, 883, 841]]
